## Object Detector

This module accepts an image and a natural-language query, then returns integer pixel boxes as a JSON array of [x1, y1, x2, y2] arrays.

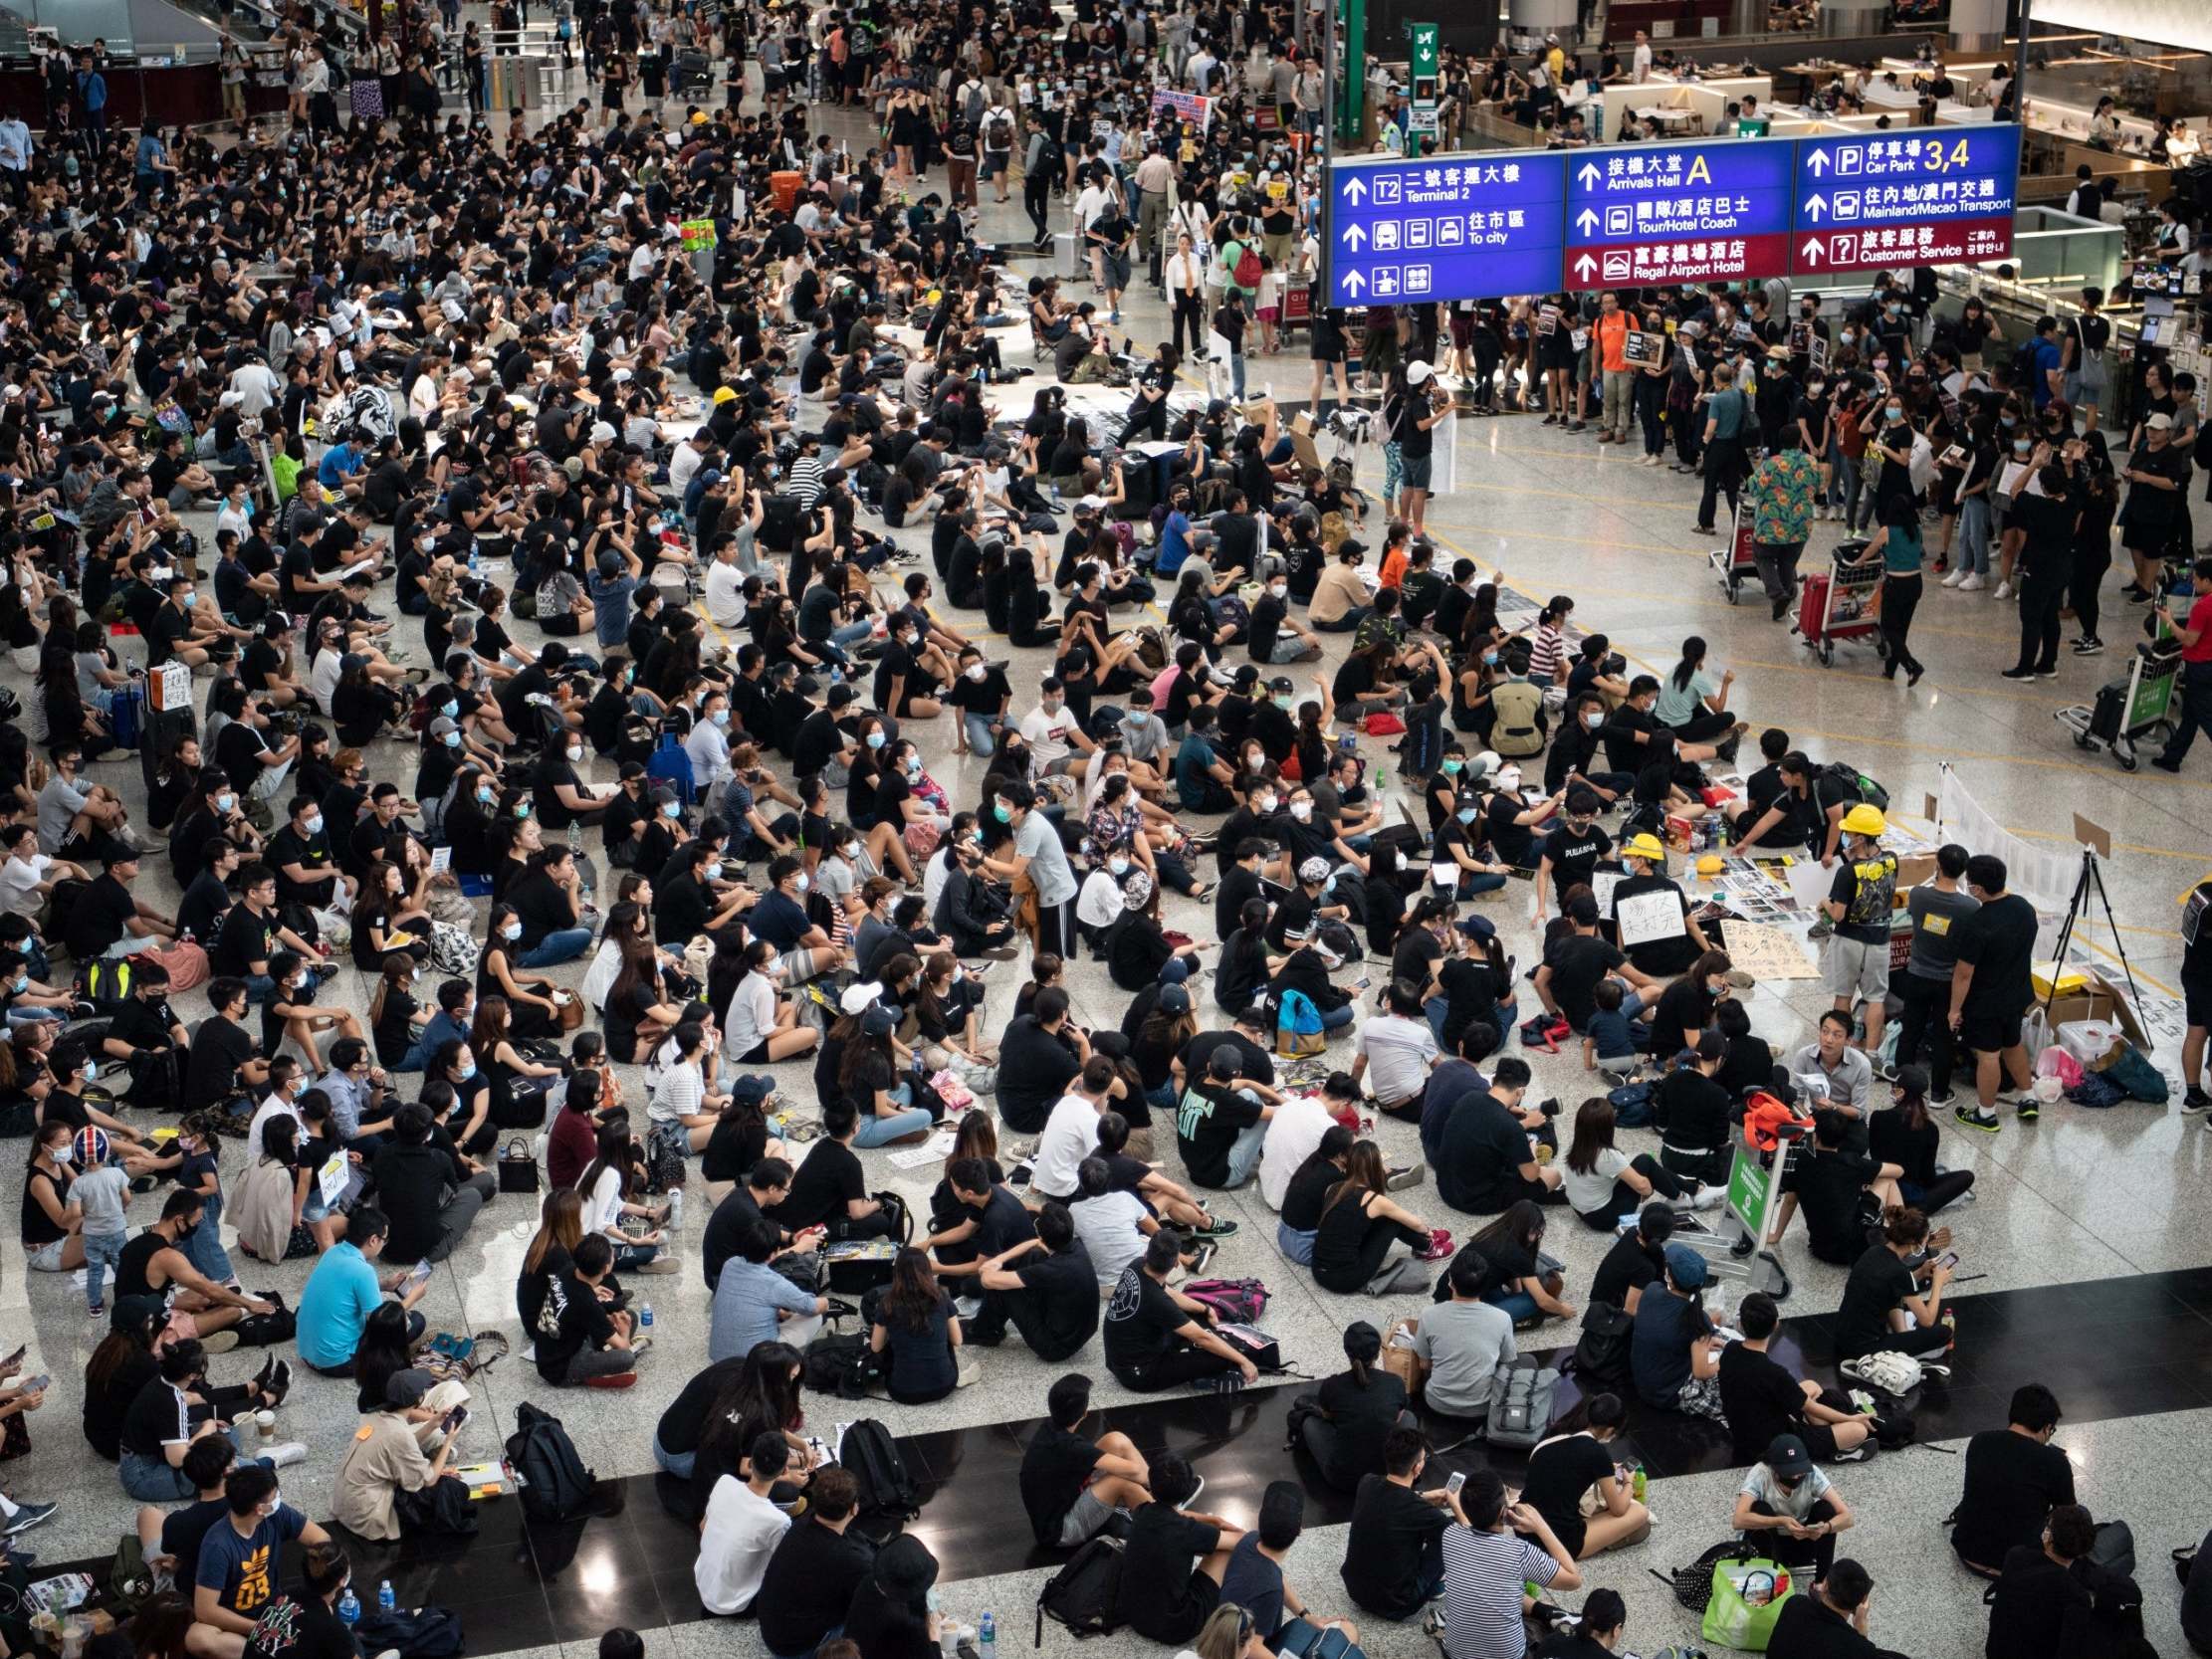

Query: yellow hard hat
[[1696, 854, 1725, 877], [1841, 804, 1887, 837], [1625, 833, 1666, 862], [712, 386, 739, 405]]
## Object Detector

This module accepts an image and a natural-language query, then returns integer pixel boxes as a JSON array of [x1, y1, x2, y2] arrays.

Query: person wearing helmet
[[1823, 806, 1898, 1067], [1608, 833, 1709, 979]]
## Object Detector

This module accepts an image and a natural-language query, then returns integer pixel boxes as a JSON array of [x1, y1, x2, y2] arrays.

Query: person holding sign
[[1608, 834, 1706, 979]]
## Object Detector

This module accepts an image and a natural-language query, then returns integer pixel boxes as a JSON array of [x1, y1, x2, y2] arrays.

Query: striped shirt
[[1440, 1525, 1558, 1659], [787, 455, 825, 509]]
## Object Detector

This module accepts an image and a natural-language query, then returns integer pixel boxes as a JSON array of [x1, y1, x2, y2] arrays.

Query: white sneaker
[[1687, 1183, 1725, 1211], [1993, 580, 2012, 599], [266, 1441, 310, 1469], [1958, 573, 1986, 591], [1940, 569, 1965, 587]]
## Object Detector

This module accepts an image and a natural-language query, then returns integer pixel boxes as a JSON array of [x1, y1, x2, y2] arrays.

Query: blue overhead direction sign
[[1562, 136, 1796, 291], [1790, 124, 2021, 275], [1326, 151, 1570, 309]]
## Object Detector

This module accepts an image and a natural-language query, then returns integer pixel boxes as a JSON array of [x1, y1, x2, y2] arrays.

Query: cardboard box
[[2031, 960, 2092, 999], [2042, 969, 2152, 1052]]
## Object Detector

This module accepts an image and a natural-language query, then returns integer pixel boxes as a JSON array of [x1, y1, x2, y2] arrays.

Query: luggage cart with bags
[[676, 49, 714, 93], [1663, 1119, 1802, 1304], [1794, 539, 1882, 666], [1709, 501, 1761, 603], [2055, 641, 2182, 772]]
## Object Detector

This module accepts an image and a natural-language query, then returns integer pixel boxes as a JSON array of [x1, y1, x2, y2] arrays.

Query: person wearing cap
[[1607, 830, 1709, 979], [1819, 805, 1896, 1062], [1628, 1243, 1725, 1420], [331, 1367, 470, 1541], [1733, 1432, 1857, 1581]]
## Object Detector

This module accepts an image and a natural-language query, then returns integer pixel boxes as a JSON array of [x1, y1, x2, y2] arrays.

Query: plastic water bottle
[[337, 1589, 360, 1628], [467, 545, 481, 579], [377, 1580, 395, 1614], [640, 1302, 654, 1331], [664, 1189, 683, 1230], [979, 1611, 995, 1659]]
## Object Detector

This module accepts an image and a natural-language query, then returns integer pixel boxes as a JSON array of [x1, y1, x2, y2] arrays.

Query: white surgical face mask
[[1289, 801, 1312, 822]]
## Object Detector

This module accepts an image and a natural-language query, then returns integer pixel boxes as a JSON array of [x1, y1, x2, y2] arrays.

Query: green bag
[[1700, 1555, 1799, 1651]]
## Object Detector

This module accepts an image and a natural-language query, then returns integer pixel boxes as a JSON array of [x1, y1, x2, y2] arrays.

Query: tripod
[[2040, 847, 2149, 1042]]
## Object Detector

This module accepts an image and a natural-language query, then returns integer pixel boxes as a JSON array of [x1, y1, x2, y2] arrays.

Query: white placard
[[1785, 859, 1834, 913], [1615, 888, 1686, 947], [429, 846, 452, 876], [1591, 870, 1625, 918], [318, 1150, 348, 1210]]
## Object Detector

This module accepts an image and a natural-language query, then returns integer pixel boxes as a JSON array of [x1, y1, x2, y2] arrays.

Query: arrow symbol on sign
[[1343, 176, 1368, 205], [1807, 149, 1830, 176], [1575, 208, 1600, 235], [1573, 253, 1597, 280], [1344, 270, 1367, 297], [1803, 194, 1826, 222], [1344, 224, 1366, 251], [1800, 236, 1826, 265], [1576, 161, 1602, 189]]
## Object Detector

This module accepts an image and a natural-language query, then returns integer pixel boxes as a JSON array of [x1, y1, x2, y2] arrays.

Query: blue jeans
[[854, 1106, 935, 1147], [1424, 995, 1449, 1046], [964, 712, 1001, 756], [84, 1229, 126, 1309], [183, 1192, 236, 1285], [1227, 353, 1246, 399], [1145, 1080, 1176, 1116], [1277, 1221, 1317, 1265], [1440, 871, 1509, 900], [119, 1426, 269, 1501], [1225, 1119, 1268, 1186], [521, 929, 594, 967], [1319, 1001, 1356, 1031], [651, 1431, 695, 1479], [614, 1240, 661, 1271], [1955, 493, 1991, 574], [1483, 1288, 1540, 1324]]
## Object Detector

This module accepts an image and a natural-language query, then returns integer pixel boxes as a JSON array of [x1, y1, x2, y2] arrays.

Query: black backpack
[[801, 1331, 876, 1399], [506, 1401, 596, 1522], [840, 1418, 919, 1540], [1819, 760, 1889, 813], [1566, 1302, 1635, 1392], [1036, 1535, 1126, 1643]]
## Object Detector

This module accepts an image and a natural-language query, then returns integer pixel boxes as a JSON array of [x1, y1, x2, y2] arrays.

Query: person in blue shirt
[[2027, 316, 2065, 409], [415, 979, 472, 1060], [741, 855, 845, 982], [192, 1464, 330, 1641], [1175, 707, 1234, 812], [132, 127, 173, 206], [708, 1217, 827, 1361], [76, 55, 109, 154], [1155, 484, 1196, 576], [587, 547, 644, 650], [294, 1207, 428, 1374], [317, 440, 365, 497]]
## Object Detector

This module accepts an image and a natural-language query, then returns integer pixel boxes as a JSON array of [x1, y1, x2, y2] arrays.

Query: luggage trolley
[[2055, 641, 2183, 772], [1709, 502, 1761, 603], [1794, 540, 1882, 666], [1662, 1123, 1804, 1304]]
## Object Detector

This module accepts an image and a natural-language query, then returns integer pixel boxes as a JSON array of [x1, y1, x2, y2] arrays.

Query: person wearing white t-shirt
[[685, 692, 736, 794], [0, 830, 79, 919], [1351, 987, 1441, 1118], [703, 538, 749, 628], [669, 432, 714, 498], [1632, 31, 1653, 84], [1259, 1086, 1339, 1211], [695, 1433, 795, 1614], [1067, 1156, 1159, 1286], [1031, 1059, 1119, 1200], [246, 1061, 308, 1166], [1018, 678, 1093, 775]]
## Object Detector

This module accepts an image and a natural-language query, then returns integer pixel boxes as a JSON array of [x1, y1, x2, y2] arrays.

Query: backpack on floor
[[801, 1331, 877, 1399], [231, 1291, 295, 1348], [1180, 1277, 1269, 1325], [428, 919, 480, 977], [1038, 1535, 1127, 1643], [1484, 1355, 1562, 1449], [1606, 1080, 1654, 1129], [351, 1606, 464, 1659], [1566, 1302, 1636, 1392], [840, 1418, 920, 1540], [507, 1401, 596, 1521]]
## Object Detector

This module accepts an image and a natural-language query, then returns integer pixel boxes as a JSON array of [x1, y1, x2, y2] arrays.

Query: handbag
[[555, 988, 586, 1032], [1700, 1555, 1797, 1652], [498, 1138, 541, 1193], [1379, 1317, 1426, 1398]]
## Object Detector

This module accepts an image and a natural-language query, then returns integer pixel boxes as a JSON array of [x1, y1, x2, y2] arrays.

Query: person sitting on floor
[[1115, 1453, 1248, 1647], [1412, 1250, 1519, 1425], [1018, 1372, 1154, 1549], [1104, 1230, 1261, 1394], [1339, 1427, 1464, 1620], [696, 1430, 796, 1617], [1952, 1383, 2076, 1578], [1718, 1293, 1876, 1467], [331, 1367, 472, 1541], [1288, 1320, 1417, 1493], [1733, 1432, 1857, 1582], [1519, 1392, 1651, 1560], [533, 1232, 644, 1389], [1217, 1481, 1362, 1652], [969, 1199, 1101, 1362], [1984, 1502, 2136, 1659], [1628, 1243, 1725, 1421], [1832, 1203, 1955, 1363], [1770, 1107, 1904, 1267]]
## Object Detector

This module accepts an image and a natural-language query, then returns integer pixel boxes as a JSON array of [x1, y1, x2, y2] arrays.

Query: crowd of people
[[1, 2, 2208, 1659]]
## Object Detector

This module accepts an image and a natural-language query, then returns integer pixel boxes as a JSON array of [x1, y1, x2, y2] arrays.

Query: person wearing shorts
[[1822, 806, 1897, 1060], [1949, 855, 2040, 1134]]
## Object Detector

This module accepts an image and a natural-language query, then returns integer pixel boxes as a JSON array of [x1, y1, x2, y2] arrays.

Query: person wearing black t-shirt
[[1833, 1205, 1953, 1361], [1520, 1394, 1646, 1560], [1773, 1110, 1902, 1266], [1717, 1292, 1875, 1467], [1950, 855, 2040, 1133], [1019, 1372, 1153, 1548], [1652, 1033, 1736, 1186], [1103, 1231, 1257, 1392], [67, 848, 170, 961], [969, 1200, 1098, 1362], [1536, 896, 1654, 1034], [762, 1103, 894, 1239], [756, 1469, 876, 1658], [1952, 1383, 2076, 1575], [1588, 1204, 1670, 1314], [1340, 1430, 1461, 1618], [1289, 1321, 1414, 1492], [1117, 1453, 1246, 1646]]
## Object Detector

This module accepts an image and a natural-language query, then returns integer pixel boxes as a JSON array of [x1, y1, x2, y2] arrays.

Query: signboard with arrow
[[1789, 123, 2020, 277], [1561, 138, 1795, 293], [1326, 151, 1570, 309]]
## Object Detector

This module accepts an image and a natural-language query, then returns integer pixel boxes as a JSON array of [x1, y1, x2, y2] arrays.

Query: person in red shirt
[[547, 1066, 606, 1189], [2152, 557, 2212, 772], [1596, 293, 1635, 445]]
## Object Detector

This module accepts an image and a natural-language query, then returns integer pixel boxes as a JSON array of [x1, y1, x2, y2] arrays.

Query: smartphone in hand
[[1445, 1471, 1466, 1497]]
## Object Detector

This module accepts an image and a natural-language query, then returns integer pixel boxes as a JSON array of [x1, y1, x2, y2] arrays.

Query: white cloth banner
[[1934, 767, 2077, 914]]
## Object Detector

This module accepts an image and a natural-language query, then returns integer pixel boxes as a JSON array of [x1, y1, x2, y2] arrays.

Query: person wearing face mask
[[1247, 570, 1323, 665], [532, 722, 613, 830], [1864, 390, 1918, 528], [192, 1465, 333, 1646], [147, 571, 243, 672], [267, 792, 353, 914]]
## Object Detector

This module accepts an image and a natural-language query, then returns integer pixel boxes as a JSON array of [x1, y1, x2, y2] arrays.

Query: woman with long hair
[[576, 1120, 674, 1273], [480, 902, 563, 1039], [1290, 1319, 1415, 1492], [232, 1114, 317, 1264], [1652, 634, 1740, 741], [1520, 1392, 1650, 1558], [1310, 1141, 1438, 1296], [1859, 490, 1927, 686], [914, 950, 992, 1067], [1560, 1097, 1717, 1232], [1867, 1065, 1976, 1215], [519, 1187, 588, 1339], [368, 952, 429, 1072], [836, 1009, 937, 1148], [689, 1340, 811, 1504], [867, 1247, 966, 1404], [604, 932, 687, 1063], [468, 993, 564, 1133], [726, 937, 819, 1063], [83, 1299, 166, 1461], [1835, 1205, 1955, 1361], [1468, 1200, 1575, 1327], [349, 858, 434, 972], [351, 1300, 425, 1416]]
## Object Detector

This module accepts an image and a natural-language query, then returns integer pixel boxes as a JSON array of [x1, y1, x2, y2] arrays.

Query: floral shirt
[[1747, 449, 1821, 546]]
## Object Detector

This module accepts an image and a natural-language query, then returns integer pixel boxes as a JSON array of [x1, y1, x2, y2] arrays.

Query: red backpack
[[1232, 243, 1263, 290]]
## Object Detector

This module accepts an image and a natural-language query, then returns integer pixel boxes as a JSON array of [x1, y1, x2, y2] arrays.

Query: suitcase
[[1795, 571, 1832, 643], [1115, 455, 1158, 522], [759, 492, 803, 553]]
